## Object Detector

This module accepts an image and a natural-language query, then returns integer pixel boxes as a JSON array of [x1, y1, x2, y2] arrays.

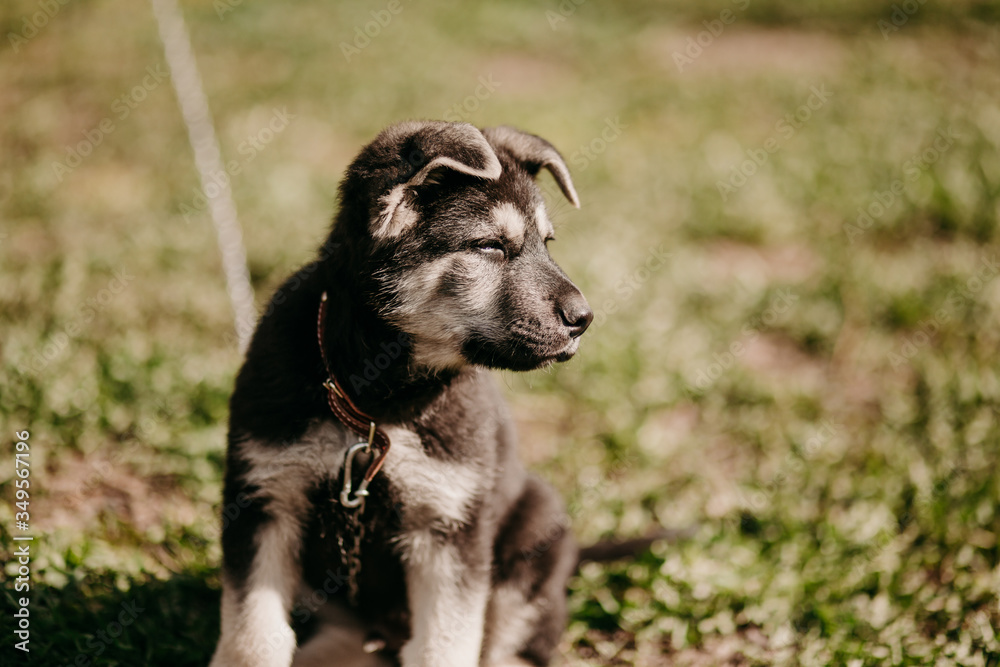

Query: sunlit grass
[[2, 0, 1000, 664]]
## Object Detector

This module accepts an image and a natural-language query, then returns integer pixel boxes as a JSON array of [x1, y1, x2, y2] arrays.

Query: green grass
[[3, 0, 1000, 665]]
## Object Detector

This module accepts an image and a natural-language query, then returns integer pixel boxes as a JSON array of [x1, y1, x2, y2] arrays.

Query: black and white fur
[[210, 121, 593, 667]]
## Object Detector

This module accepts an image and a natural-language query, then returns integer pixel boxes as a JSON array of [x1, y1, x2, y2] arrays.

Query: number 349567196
[[14, 431, 30, 527]]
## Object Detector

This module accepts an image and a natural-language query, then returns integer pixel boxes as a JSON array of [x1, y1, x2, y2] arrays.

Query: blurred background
[[3, 0, 1000, 664]]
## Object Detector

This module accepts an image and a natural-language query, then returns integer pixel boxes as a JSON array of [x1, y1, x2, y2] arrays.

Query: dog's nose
[[559, 293, 593, 338]]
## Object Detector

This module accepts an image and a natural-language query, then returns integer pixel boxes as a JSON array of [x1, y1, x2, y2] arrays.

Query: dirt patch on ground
[[479, 53, 577, 96], [562, 626, 789, 666], [667, 626, 791, 666], [646, 27, 846, 77], [35, 451, 200, 536], [705, 240, 821, 285], [510, 392, 581, 465], [741, 333, 826, 390]]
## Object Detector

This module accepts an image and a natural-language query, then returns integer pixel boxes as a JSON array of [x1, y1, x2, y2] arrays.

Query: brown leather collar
[[317, 292, 391, 484]]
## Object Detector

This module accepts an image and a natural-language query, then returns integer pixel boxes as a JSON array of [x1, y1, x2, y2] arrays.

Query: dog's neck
[[316, 243, 460, 421]]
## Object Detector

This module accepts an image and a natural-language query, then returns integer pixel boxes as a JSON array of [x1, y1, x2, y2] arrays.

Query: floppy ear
[[481, 126, 580, 208], [371, 122, 502, 240]]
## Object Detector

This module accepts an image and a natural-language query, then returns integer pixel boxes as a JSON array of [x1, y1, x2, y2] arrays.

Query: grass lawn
[[2, 0, 1000, 664]]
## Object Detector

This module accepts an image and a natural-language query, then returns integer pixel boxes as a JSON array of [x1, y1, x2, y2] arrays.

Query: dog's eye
[[473, 240, 506, 257]]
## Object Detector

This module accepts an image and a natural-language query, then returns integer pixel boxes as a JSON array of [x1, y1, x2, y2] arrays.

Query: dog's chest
[[298, 422, 488, 629], [379, 425, 485, 531]]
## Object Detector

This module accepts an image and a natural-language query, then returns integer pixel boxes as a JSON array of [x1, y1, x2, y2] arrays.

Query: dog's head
[[336, 120, 592, 373]]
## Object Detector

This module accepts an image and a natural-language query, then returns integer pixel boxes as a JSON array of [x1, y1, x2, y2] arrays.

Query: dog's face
[[342, 122, 592, 373]]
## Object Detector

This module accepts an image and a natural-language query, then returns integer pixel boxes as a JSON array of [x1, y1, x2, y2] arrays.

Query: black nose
[[559, 292, 593, 338]]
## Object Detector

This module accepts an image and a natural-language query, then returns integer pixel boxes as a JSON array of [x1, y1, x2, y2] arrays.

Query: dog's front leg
[[211, 503, 305, 666], [399, 530, 491, 667], [210, 431, 345, 667]]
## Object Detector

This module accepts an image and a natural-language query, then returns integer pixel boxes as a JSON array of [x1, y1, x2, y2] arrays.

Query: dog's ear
[[372, 122, 502, 240], [481, 126, 580, 208]]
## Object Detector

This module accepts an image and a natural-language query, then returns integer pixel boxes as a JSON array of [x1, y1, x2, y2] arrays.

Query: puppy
[[210, 121, 593, 667]]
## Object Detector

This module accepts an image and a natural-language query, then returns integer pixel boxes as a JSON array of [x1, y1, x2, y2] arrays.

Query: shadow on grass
[[3, 568, 220, 666]]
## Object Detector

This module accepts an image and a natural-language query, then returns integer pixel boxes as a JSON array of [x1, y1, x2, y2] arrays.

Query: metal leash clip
[[340, 421, 376, 509]]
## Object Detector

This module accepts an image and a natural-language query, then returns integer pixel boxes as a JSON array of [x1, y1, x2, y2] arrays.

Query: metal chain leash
[[336, 436, 375, 606], [337, 499, 366, 606]]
